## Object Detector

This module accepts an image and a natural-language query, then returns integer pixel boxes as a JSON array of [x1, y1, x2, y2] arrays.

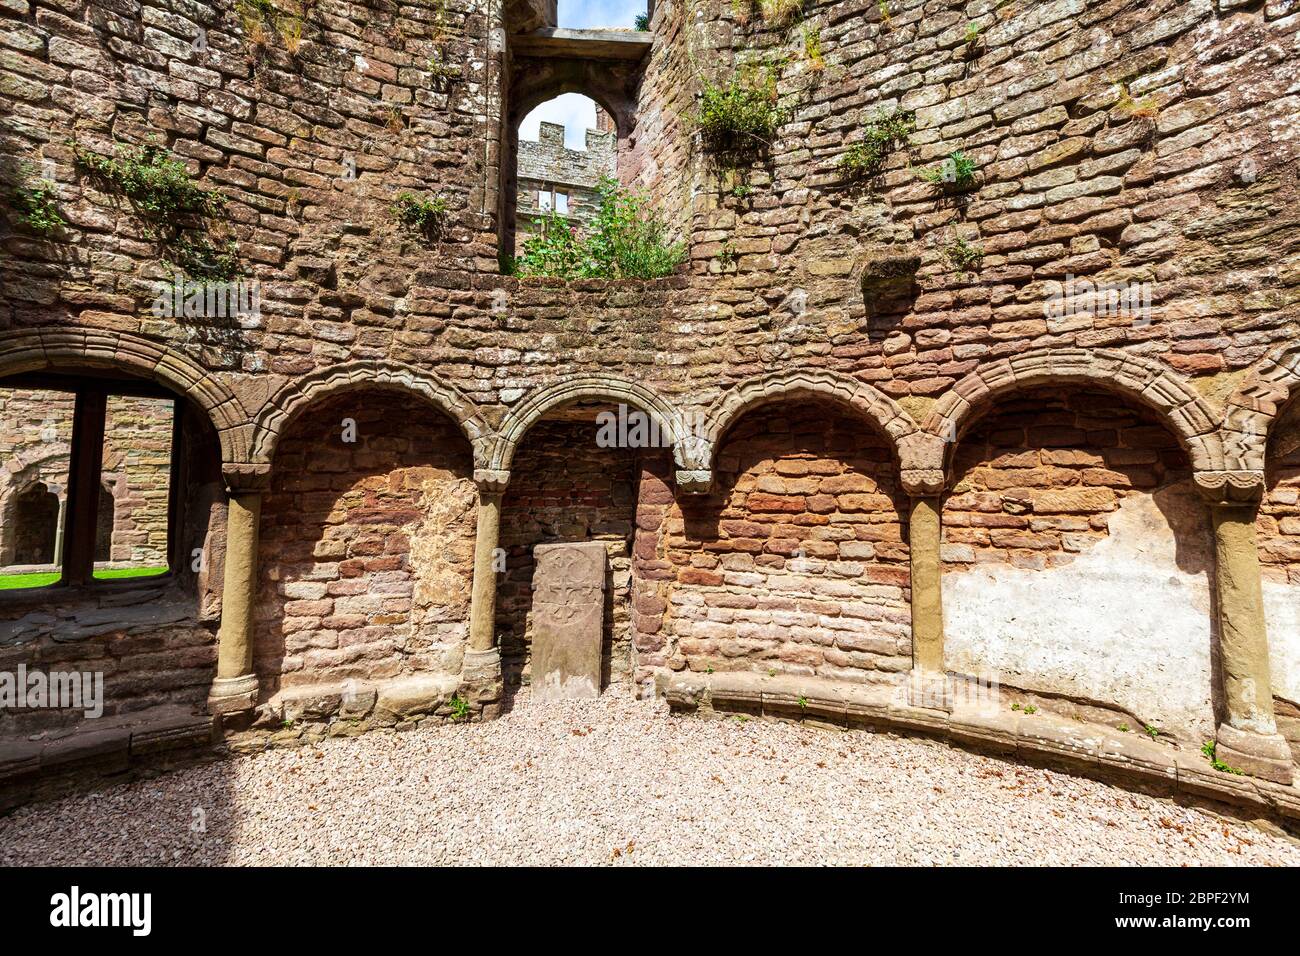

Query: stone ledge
[[655, 670, 1300, 827], [0, 706, 219, 813]]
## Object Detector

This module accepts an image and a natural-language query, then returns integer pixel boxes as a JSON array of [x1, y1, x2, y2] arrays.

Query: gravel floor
[[2, 693, 1297, 866]]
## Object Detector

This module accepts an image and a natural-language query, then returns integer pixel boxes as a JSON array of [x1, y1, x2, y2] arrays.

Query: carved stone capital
[[900, 469, 946, 497], [222, 462, 271, 494], [675, 469, 713, 495], [474, 468, 511, 494], [1194, 470, 1264, 505]]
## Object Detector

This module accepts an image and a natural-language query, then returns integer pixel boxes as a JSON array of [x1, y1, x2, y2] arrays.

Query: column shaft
[[909, 495, 945, 675], [209, 490, 261, 712], [468, 491, 503, 652]]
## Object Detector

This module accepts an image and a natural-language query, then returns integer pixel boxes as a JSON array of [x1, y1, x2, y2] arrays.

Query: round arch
[[249, 360, 491, 468], [925, 348, 1224, 474], [488, 375, 689, 473], [1222, 341, 1300, 472], [698, 368, 938, 489], [0, 328, 250, 467]]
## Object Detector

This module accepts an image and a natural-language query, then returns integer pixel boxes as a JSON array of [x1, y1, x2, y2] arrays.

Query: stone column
[[208, 473, 265, 715], [1199, 474, 1293, 784], [463, 469, 509, 716], [906, 492, 950, 710], [900, 435, 950, 711]]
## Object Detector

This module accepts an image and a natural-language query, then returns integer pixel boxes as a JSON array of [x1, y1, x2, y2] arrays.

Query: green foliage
[[1118, 723, 1130, 733], [694, 59, 788, 160], [802, 26, 824, 71], [758, 0, 803, 26], [838, 110, 915, 181], [1201, 740, 1244, 775], [448, 695, 471, 722], [634, 12, 650, 30], [797, 695, 808, 709], [716, 240, 737, 268], [391, 191, 448, 240], [166, 236, 242, 282], [1144, 723, 1160, 740], [917, 150, 978, 190], [71, 139, 237, 280], [514, 177, 685, 281], [12, 169, 65, 236], [943, 237, 983, 275], [72, 140, 226, 221], [965, 23, 983, 48]]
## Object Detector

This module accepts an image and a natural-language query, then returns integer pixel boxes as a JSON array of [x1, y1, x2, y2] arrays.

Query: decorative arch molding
[[250, 360, 491, 472], [488, 375, 691, 475], [1222, 341, 1300, 471], [0, 328, 250, 467], [699, 368, 942, 494], [925, 347, 1226, 479]]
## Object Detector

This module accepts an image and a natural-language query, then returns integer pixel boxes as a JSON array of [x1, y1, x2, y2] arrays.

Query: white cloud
[[558, 0, 644, 29], [519, 93, 599, 151]]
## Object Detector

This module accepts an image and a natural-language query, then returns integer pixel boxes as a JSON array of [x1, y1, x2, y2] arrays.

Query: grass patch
[[93, 566, 168, 581], [0, 571, 61, 590]]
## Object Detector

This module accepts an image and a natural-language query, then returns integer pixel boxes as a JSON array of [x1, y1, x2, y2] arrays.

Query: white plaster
[[944, 482, 1217, 742], [1263, 581, 1300, 706]]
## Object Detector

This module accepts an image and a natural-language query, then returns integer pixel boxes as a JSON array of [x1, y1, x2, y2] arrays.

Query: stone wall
[[648, 401, 912, 686], [941, 386, 1216, 743], [497, 417, 648, 686], [0, 0, 1298, 771], [254, 390, 476, 697]]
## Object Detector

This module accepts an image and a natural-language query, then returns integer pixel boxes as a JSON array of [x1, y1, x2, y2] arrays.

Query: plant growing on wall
[[838, 109, 915, 182], [71, 139, 237, 280], [943, 236, 983, 276], [514, 177, 685, 280], [11, 167, 65, 236], [802, 26, 824, 71], [757, 0, 804, 26], [694, 58, 789, 162], [392, 191, 449, 240], [236, 0, 316, 55], [917, 150, 978, 191]]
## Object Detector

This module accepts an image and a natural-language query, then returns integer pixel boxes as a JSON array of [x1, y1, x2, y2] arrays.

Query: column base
[[207, 673, 259, 715], [903, 669, 953, 713], [1215, 723, 1294, 785], [460, 647, 504, 718]]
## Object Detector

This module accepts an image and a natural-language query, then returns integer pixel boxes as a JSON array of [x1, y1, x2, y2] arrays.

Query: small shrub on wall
[[694, 58, 789, 162], [513, 177, 684, 280]]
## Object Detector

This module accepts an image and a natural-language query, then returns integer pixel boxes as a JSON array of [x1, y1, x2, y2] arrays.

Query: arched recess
[[8, 482, 59, 565], [0, 329, 250, 467], [925, 348, 1223, 475], [699, 368, 936, 488], [1222, 341, 1300, 472], [250, 360, 492, 470], [488, 375, 689, 473]]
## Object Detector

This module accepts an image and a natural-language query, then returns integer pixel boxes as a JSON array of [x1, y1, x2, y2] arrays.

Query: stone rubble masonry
[[1, 0, 1299, 799]]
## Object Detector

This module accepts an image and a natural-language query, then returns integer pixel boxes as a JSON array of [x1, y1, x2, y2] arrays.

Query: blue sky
[[518, 1, 645, 150]]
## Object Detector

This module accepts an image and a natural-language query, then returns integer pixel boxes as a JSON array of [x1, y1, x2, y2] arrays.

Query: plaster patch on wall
[[944, 482, 1216, 742], [1263, 582, 1300, 705]]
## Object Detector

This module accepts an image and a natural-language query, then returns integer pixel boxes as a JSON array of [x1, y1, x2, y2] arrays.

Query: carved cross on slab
[[531, 542, 607, 700]]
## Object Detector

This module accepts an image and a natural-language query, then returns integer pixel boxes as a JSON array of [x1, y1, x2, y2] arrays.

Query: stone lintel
[[510, 28, 653, 60]]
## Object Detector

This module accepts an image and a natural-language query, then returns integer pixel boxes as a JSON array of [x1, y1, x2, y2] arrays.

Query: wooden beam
[[511, 28, 653, 61]]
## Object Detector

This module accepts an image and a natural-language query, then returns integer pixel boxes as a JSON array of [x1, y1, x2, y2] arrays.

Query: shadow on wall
[[498, 415, 666, 696], [253, 390, 476, 703], [669, 401, 912, 681]]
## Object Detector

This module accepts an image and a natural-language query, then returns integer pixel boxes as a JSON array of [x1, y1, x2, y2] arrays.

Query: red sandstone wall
[[646, 402, 912, 686], [498, 418, 651, 686], [254, 392, 476, 694], [942, 388, 1194, 569]]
